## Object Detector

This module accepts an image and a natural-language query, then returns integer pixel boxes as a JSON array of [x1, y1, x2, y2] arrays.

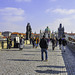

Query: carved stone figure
[[26, 23, 32, 40]]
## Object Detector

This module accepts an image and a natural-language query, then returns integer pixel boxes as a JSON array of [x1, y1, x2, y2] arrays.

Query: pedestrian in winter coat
[[55, 37, 58, 47], [51, 37, 56, 50], [35, 37, 39, 48], [19, 37, 24, 50], [32, 37, 36, 48], [62, 38, 67, 52], [7, 36, 12, 49], [46, 38, 50, 46], [39, 35, 48, 61], [59, 38, 62, 50]]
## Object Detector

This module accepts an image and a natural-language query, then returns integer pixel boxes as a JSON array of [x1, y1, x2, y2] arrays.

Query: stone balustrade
[[67, 40, 75, 52], [0, 40, 7, 49], [0, 41, 2, 49]]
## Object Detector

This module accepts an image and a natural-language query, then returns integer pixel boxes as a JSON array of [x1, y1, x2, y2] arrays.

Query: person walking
[[62, 37, 67, 53], [59, 37, 62, 50], [55, 37, 58, 47], [46, 37, 50, 46], [32, 37, 36, 48], [7, 36, 11, 49], [35, 37, 39, 48], [10, 36, 12, 48], [39, 35, 48, 61], [19, 37, 25, 50], [51, 37, 56, 50]]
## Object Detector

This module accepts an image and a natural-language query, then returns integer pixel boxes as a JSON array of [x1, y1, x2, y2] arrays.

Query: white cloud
[[0, 7, 26, 32], [15, 0, 31, 2], [0, 7, 24, 16], [52, 9, 75, 15], [3, 16, 25, 22], [0, 7, 25, 22], [46, 8, 75, 15]]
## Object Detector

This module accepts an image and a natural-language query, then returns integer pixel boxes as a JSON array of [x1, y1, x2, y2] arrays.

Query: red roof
[[12, 32, 26, 35], [11, 32, 19, 34], [2, 36, 7, 38]]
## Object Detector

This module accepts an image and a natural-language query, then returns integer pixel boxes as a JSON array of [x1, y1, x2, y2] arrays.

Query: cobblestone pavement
[[0, 43, 75, 75]]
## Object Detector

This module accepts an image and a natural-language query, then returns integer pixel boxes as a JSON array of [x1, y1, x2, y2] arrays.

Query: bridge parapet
[[67, 40, 75, 52]]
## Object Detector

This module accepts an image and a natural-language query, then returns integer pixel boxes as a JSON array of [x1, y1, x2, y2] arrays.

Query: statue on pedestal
[[26, 23, 32, 40]]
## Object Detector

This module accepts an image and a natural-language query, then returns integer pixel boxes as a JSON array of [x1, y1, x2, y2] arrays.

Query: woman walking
[[51, 37, 56, 50], [19, 37, 24, 50], [59, 38, 62, 50]]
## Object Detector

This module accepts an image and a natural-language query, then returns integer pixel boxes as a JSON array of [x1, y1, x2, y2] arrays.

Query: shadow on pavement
[[22, 54, 39, 55], [37, 65, 65, 68], [24, 46, 33, 49], [7, 59, 41, 61], [1, 49, 20, 51], [24, 51, 40, 52], [35, 69, 67, 74]]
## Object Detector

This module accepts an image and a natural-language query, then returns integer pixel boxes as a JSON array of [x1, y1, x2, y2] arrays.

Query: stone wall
[[0, 41, 2, 49], [3, 41, 7, 49], [67, 41, 75, 52]]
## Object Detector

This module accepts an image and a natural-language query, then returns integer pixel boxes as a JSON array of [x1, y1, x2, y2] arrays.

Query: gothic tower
[[58, 23, 64, 38]]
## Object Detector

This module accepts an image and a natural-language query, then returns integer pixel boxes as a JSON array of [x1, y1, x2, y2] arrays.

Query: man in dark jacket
[[62, 38, 67, 52], [32, 37, 36, 48], [51, 37, 56, 50], [7, 36, 11, 49], [39, 35, 48, 61], [59, 38, 62, 50]]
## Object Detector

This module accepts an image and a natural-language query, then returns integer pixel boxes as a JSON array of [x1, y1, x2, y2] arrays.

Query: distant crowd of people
[[7, 36, 25, 50], [39, 35, 67, 61], [6, 35, 67, 62], [30, 37, 40, 48], [29, 35, 67, 61]]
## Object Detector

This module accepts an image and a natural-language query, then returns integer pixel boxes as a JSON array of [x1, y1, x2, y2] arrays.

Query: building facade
[[2, 31, 12, 37]]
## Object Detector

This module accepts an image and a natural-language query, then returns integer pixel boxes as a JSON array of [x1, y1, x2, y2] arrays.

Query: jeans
[[41, 48, 48, 60], [36, 44, 38, 47], [59, 44, 61, 49], [62, 45, 66, 51]]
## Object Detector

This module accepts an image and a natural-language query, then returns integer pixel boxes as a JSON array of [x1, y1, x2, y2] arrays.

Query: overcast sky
[[0, 0, 75, 33]]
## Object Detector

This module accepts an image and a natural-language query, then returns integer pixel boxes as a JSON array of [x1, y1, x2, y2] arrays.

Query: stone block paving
[[0, 43, 75, 75]]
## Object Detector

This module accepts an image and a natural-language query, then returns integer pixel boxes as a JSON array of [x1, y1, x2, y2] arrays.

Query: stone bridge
[[0, 42, 75, 75]]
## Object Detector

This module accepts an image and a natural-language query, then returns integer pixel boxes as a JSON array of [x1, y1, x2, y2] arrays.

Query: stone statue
[[26, 23, 32, 40]]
